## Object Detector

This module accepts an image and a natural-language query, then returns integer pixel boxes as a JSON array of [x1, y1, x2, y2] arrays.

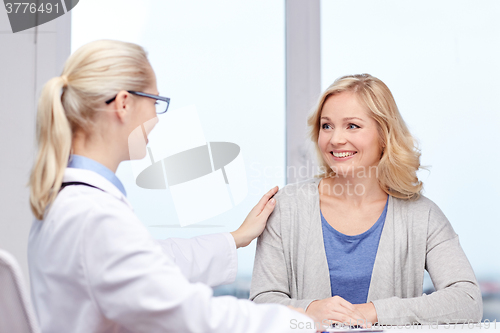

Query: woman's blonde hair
[[307, 73, 423, 200], [29, 40, 154, 220]]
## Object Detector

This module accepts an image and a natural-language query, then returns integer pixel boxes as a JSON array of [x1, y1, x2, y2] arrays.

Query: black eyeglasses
[[105, 90, 170, 114]]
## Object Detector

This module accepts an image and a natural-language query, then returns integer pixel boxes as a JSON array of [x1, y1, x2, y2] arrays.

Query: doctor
[[27, 40, 314, 333]]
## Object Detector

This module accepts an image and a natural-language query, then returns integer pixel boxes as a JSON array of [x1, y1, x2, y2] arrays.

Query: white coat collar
[[62, 168, 134, 211]]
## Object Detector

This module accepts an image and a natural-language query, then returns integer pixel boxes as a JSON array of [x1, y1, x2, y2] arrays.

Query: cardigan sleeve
[[371, 201, 483, 325], [250, 192, 318, 311]]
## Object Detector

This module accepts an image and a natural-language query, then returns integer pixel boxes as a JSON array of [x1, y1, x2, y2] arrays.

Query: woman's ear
[[113, 90, 131, 123], [380, 144, 386, 158]]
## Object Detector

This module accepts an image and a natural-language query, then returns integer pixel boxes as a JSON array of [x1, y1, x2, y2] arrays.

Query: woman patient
[[250, 74, 482, 326]]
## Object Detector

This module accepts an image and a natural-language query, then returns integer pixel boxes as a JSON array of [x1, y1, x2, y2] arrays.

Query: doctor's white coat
[[28, 168, 314, 333]]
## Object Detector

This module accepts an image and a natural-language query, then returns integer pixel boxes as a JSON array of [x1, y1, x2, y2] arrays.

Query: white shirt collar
[[62, 168, 134, 211]]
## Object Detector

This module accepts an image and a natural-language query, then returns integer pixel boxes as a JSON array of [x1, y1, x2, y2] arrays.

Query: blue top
[[321, 195, 388, 304], [67, 154, 127, 197]]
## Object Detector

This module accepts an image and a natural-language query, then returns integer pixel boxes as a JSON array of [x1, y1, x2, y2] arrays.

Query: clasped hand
[[306, 296, 378, 329]]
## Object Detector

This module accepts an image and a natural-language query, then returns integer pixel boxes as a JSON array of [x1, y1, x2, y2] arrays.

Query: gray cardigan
[[249, 178, 483, 325]]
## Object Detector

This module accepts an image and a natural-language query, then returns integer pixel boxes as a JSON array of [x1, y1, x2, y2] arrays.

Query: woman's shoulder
[[275, 177, 321, 205], [265, 178, 321, 235], [391, 194, 453, 233], [392, 193, 442, 213]]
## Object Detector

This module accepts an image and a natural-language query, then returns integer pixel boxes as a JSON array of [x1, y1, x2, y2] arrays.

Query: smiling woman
[[250, 74, 483, 327], [308, 74, 422, 200], [318, 92, 382, 185]]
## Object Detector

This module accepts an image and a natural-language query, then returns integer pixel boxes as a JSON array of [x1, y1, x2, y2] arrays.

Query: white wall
[[0, 8, 71, 282]]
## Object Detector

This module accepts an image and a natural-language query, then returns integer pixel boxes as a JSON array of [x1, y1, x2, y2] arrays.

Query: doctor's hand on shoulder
[[230, 186, 278, 248]]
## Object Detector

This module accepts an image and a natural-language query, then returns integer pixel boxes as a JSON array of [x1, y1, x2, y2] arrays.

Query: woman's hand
[[354, 302, 378, 325], [230, 186, 278, 248], [306, 296, 368, 328], [288, 306, 325, 332]]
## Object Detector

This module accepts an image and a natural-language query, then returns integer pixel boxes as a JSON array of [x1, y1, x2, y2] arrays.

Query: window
[[321, 0, 500, 319], [72, 0, 286, 290]]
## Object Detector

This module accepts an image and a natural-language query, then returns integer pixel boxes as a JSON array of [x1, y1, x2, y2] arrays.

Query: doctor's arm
[[83, 201, 314, 333], [157, 186, 278, 287], [367, 203, 483, 325]]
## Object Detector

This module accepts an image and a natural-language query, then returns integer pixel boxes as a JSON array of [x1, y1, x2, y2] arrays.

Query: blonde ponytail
[[28, 40, 153, 220], [29, 76, 72, 220]]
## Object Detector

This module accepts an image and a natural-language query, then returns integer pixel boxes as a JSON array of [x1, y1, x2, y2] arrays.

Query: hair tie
[[60, 75, 69, 87]]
